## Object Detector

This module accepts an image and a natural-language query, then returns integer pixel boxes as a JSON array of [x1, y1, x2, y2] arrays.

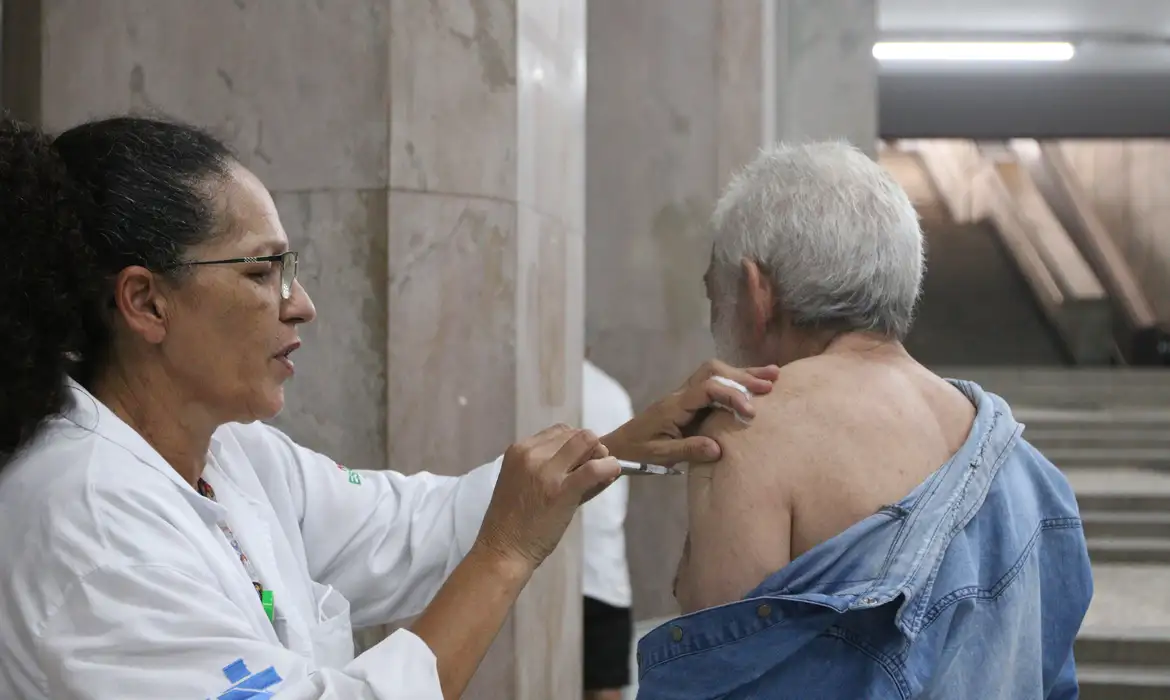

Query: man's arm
[[675, 405, 795, 613]]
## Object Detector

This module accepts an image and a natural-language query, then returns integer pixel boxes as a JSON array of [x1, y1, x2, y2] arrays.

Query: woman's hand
[[474, 424, 621, 571], [602, 360, 780, 466], [415, 425, 618, 698]]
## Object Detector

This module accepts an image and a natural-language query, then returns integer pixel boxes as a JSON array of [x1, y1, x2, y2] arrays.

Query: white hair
[[709, 141, 924, 340]]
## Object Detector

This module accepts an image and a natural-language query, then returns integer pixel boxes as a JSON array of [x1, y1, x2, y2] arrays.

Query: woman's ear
[[111, 266, 169, 345]]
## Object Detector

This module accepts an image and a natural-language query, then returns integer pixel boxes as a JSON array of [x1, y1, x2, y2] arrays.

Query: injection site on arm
[[676, 397, 795, 613]]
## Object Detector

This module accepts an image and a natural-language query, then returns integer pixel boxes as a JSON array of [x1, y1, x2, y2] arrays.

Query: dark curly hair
[[0, 114, 234, 463]]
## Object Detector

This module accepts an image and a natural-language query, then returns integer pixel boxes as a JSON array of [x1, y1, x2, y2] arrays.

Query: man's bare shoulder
[[692, 359, 843, 485], [700, 358, 850, 443]]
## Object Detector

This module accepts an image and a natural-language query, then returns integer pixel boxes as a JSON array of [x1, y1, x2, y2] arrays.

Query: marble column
[[385, 2, 586, 698], [19, 0, 585, 697], [586, 0, 764, 622], [764, 0, 879, 156], [587, 0, 878, 622]]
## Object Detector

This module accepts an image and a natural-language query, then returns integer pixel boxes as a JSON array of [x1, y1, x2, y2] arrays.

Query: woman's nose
[[282, 279, 317, 324]]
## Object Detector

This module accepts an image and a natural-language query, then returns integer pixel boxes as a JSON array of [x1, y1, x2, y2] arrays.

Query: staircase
[[944, 367, 1170, 699]]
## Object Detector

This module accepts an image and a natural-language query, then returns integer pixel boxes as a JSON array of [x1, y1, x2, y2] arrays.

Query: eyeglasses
[[165, 251, 300, 300]]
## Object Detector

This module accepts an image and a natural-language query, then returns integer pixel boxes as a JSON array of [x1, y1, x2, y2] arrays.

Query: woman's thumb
[[655, 436, 722, 466]]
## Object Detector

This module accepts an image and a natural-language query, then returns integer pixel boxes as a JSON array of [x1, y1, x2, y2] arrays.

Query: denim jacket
[[636, 381, 1092, 699]]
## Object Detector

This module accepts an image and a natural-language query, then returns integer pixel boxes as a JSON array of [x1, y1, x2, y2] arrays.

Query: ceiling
[[879, 0, 1170, 40], [875, 0, 1170, 137]]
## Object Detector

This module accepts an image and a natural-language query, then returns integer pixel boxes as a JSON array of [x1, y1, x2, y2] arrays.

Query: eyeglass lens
[[280, 251, 298, 300]]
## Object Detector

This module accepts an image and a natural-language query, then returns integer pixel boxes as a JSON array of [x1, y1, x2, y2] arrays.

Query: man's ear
[[740, 258, 776, 337], [111, 266, 170, 345]]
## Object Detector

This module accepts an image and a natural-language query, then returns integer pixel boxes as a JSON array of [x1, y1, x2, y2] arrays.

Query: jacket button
[[756, 603, 772, 618], [670, 625, 684, 642]]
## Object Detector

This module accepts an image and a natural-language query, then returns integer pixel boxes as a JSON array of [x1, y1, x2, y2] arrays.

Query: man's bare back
[[675, 339, 977, 613]]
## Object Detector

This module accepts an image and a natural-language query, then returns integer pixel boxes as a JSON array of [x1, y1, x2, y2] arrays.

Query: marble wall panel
[[587, 0, 748, 621], [587, 0, 877, 621], [769, 0, 878, 155], [388, 0, 517, 199], [40, 0, 389, 190], [269, 189, 390, 471], [388, 1, 587, 696], [386, 191, 519, 475]]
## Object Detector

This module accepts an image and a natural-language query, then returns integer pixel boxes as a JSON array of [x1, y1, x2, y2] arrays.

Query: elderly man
[[637, 143, 1093, 699]]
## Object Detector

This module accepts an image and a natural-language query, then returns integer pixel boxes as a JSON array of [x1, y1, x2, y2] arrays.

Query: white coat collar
[[61, 377, 222, 522]]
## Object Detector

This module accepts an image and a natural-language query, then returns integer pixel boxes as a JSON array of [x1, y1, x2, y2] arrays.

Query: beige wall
[[765, 0, 879, 156], [18, 1, 585, 697], [586, 0, 878, 621], [585, 0, 764, 622], [1060, 141, 1170, 325]]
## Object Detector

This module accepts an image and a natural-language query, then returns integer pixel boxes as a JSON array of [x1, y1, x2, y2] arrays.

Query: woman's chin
[[261, 386, 286, 419], [239, 385, 285, 423]]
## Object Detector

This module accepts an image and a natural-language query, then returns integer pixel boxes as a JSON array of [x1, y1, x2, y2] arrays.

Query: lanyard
[[196, 477, 275, 623]]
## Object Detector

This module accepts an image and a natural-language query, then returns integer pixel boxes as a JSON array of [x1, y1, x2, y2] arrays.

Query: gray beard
[[712, 304, 754, 367]]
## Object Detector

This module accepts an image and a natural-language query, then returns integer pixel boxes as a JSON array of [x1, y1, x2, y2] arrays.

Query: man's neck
[[823, 332, 908, 359], [774, 330, 908, 367], [90, 364, 218, 487]]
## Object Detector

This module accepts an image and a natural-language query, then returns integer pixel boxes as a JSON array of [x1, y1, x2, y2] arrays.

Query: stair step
[[938, 367, 1170, 384], [1077, 628, 1170, 668], [1034, 441, 1170, 453], [1022, 412, 1170, 423], [1088, 538, 1170, 564], [1067, 469, 1170, 510], [1046, 449, 1170, 469], [1065, 467, 1170, 488], [1080, 496, 1170, 513], [1082, 512, 1170, 539], [938, 366, 1170, 377], [1078, 664, 1170, 700], [1026, 430, 1170, 446]]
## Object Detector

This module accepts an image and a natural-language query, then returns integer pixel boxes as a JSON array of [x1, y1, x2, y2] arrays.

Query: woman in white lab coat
[[0, 115, 777, 699]]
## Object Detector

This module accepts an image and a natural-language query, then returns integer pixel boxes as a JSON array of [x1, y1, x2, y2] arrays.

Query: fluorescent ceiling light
[[873, 41, 1075, 62]]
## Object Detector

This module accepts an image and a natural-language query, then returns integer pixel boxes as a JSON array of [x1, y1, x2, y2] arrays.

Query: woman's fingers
[[548, 429, 602, 475], [564, 457, 622, 501]]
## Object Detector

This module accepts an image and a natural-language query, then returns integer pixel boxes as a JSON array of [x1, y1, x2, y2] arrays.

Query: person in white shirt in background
[[581, 358, 636, 700]]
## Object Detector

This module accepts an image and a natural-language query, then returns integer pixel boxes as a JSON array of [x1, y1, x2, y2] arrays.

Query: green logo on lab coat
[[336, 463, 363, 486]]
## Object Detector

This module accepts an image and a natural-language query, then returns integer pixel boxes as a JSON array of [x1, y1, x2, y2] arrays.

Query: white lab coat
[[580, 361, 633, 609], [0, 379, 501, 699]]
